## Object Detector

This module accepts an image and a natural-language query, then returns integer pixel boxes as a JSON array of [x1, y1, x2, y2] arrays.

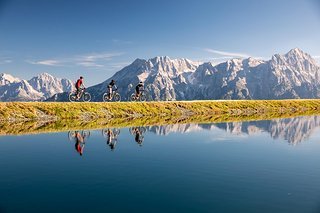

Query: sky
[[0, 0, 320, 86]]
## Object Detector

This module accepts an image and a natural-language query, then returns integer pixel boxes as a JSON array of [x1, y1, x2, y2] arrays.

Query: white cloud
[[76, 52, 124, 63], [0, 59, 12, 64], [204, 48, 252, 58], [27, 52, 125, 68], [77, 62, 104, 68], [27, 60, 60, 66]]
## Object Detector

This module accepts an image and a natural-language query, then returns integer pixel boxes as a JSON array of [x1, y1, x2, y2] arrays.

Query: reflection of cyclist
[[75, 76, 86, 100], [103, 128, 120, 150], [135, 82, 144, 98], [68, 130, 90, 156], [107, 79, 117, 100], [75, 131, 85, 156], [107, 129, 116, 150], [133, 127, 144, 146]]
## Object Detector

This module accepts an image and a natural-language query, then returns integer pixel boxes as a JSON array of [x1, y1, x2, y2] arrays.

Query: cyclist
[[135, 81, 144, 98], [75, 76, 85, 100], [107, 79, 117, 100]]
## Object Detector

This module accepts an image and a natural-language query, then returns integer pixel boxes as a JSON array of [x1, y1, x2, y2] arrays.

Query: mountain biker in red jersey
[[75, 76, 85, 100]]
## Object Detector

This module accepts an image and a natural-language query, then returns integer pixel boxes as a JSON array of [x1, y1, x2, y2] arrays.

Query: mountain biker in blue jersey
[[135, 82, 144, 98]]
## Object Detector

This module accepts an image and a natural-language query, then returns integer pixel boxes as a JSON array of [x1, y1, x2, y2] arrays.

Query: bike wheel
[[140, 94, 147, 102], [68, 131, 76, 141], [69, 92, 77, 102], [81, 130, 90, 138], [102, 93, 110, 102], [129, 127, 135, 135], [130, 93, 136, 102], [139, 126, 147, 133], [113, 128, 120, 136], [114, 93, 121, 102], [102, 129, 109, 138], [82, 92, 91, 102]]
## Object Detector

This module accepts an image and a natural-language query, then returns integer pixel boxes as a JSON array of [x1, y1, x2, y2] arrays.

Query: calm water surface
[[1, 116, 320, 212]]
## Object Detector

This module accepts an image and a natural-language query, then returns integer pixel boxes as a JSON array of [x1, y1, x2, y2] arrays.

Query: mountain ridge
[[26, 48, 320, 101], [0, 72, 74, 101]]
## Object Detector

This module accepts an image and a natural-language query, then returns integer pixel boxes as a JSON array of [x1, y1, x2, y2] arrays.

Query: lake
[[1, 115, 320, 212]]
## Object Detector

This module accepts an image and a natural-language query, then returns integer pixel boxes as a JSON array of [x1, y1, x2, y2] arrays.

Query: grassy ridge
[[0, 99, 320, 122]]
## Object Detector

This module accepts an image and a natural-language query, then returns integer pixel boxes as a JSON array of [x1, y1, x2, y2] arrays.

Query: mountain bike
[[102, 128, 121, 138], [68, 130, 91, 141], [103, 89, 121, 102], [69, 88, 91, 102], [130, 90, 148, 102]]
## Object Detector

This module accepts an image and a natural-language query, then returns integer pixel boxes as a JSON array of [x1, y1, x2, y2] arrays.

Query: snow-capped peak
[[286, 48, 305, 56], [35, 72, 55, 80], [0, 73, 74, 101], [0, 73, 21, 86]]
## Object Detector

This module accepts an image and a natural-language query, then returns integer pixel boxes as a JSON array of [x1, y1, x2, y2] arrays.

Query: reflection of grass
[[0, 110, 319, 135], [0, 100, 320, 122]]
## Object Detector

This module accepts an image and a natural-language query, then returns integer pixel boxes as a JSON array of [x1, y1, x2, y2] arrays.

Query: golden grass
[[0, 99, 320, 122], [0, 100, 319, 135]]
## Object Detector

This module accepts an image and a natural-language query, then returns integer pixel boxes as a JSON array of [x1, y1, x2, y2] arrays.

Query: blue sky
[[0, 0, 320, 86]]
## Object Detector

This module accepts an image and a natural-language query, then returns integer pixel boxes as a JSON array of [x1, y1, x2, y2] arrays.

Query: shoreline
[[0, 99, 319, 122], [0, 99, 319, 135]]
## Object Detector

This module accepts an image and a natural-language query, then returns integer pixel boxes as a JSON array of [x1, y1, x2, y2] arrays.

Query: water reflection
[[129, 127, 146, 146], [3, 115, 320, 212], [102, 128, 120, 150], [68, 130, 91, 155], [65, 116, 320, 149], [147, 116, 320, 145]]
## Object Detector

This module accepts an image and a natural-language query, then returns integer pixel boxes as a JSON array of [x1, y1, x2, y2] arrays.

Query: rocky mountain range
[[0, 73, 74, 101], [78, 56, 199, 101], [190, 48, 320, 99], [48, 48, 320, 101]]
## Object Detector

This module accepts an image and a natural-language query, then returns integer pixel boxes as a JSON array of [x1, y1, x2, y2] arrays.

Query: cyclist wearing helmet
[[75, 76, 85, 100], [107, 79, 117, 100], [135, 81, 144, 98]]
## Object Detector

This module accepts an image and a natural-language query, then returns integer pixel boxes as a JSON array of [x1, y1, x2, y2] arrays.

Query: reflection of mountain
[[147, 116, 320, 145], [148, 124, 205, 135]]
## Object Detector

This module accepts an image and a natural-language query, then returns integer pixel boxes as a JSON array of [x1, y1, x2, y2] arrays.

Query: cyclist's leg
[[76, 87, 80, 99], [108, 87, 112, 99]]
